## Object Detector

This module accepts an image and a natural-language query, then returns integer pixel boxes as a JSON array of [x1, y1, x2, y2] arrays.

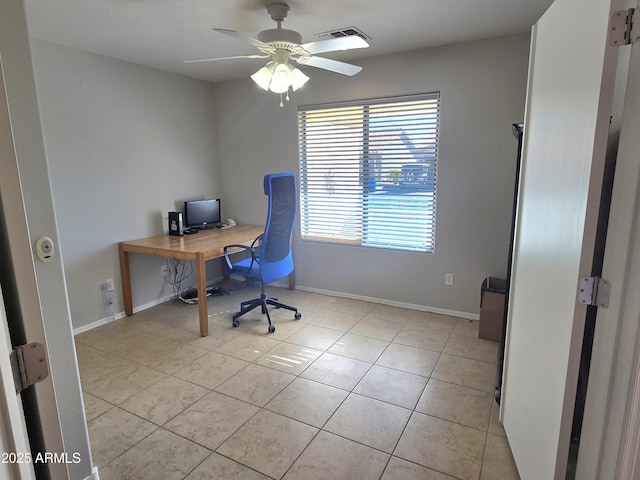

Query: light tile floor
[[76, 284, 520, 480]]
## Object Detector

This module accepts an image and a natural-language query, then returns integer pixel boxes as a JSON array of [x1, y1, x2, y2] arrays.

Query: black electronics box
[[168, 211, 183, 236]]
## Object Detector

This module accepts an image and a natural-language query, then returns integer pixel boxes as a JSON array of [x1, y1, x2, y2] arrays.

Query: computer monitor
[[183, 199, 221, 230]]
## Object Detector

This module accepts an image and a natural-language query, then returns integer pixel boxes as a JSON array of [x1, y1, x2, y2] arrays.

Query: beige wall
[[215, 33, 531, 316], [31, 41, 221, 330], [30, 32, 530, 327]]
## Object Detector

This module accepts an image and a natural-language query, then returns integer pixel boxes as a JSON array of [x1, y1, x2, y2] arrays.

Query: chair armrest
[[223, 234, 264, 272], [223, 244, 256, 271], [250, 234, 264, 249]]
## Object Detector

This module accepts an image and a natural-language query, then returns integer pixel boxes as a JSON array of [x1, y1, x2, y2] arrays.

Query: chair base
[[232, 288, 301, 333]]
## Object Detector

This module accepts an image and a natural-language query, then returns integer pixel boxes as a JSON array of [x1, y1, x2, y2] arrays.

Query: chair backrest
[[260, 172, 296, 284]]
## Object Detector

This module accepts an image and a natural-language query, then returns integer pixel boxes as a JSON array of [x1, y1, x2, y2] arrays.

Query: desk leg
[[221, 260, 229, 280], [288, 270, 296, 290], [196, 252, 208, 336], [119, 244, 133, 316]]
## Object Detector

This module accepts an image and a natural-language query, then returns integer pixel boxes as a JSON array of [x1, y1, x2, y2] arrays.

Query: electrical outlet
[[445, 273, 454, 286], [101, 283, 115, 321], [105, 278, 115, 291]]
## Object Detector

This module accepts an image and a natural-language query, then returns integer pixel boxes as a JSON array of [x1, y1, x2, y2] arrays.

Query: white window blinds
[[298, 93, 439, 252]]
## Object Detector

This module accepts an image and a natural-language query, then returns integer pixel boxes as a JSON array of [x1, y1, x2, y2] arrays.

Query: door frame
[[576, 12, 640, 476], [500, 0, 622, 477], [0, 53, 67, 479], [0, 282, 35, 480], [0, 0, 94, 478]]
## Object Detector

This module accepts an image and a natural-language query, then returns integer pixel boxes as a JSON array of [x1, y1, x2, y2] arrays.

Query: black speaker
[[168, 211, 183, 236]]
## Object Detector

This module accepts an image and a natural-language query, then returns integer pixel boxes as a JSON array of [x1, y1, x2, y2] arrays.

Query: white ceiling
[[24, 0, 553, 84]]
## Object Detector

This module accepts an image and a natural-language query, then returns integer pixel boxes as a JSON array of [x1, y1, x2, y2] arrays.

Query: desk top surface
[[119, 224, 264, 260]]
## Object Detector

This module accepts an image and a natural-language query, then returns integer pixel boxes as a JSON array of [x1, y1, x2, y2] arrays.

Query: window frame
[[298, 93, 440, 253]]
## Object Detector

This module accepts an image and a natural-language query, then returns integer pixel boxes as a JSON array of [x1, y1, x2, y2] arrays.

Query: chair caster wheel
[[232, 320, 239, 328], [294, 312, 302, 320], [268, 325, 276, 333]]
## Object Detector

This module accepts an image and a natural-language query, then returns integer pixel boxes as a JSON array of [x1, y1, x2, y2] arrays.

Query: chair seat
[[231, 257, 261, 280]]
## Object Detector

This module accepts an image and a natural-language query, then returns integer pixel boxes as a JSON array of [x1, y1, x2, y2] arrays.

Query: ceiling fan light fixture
[[252, 59, 309, 97], [189, 2, 370, 106], [203, 2, 365, 107]]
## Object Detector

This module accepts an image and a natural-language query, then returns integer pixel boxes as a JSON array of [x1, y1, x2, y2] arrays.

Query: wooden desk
[[119, 225, 266, 336]]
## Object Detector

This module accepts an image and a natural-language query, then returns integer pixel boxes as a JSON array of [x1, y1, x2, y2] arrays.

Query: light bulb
[[251, 62, 275, 91], [289, 66, 309, 91], [269, 62, 293, 93]]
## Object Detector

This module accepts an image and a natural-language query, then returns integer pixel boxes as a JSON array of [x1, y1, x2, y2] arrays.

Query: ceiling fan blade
[[183, 54, 269, 64], [300, 36, 369, 55], [213, 28, 272, 49], [297, 56, 363, 76]]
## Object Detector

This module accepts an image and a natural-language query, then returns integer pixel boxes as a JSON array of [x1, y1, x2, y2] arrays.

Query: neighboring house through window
[[297, 93, 440, 252]]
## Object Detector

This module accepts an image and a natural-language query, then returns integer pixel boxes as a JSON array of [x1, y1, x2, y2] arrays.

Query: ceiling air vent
[[315, 26, 370, 41]]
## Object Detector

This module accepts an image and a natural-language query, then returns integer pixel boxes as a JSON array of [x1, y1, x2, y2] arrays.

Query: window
[[298, 93, 440, 252]]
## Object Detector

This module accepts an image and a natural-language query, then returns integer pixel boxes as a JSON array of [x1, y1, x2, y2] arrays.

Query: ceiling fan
[[184, 2, 369, 106]]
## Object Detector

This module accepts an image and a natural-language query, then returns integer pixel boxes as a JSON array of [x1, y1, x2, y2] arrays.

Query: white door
[[500, 0, 623, 478]]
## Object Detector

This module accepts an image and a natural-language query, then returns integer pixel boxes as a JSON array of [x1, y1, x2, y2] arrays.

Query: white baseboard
[[73, 312, 125, 336], [73, 275, 228, 335], [72, 293, 175, 336], [74, 282, 478, 336], [294, 285, 479, 321], [83, 466, 99, 480]]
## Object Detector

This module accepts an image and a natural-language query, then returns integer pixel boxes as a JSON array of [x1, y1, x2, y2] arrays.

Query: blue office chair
[[223, 172, 301, 333]]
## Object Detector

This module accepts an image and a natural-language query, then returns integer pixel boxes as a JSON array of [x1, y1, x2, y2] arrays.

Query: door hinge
[[9, 343, 49, 394], [609, 8, 639, 46], [578, 277, 611, 308]]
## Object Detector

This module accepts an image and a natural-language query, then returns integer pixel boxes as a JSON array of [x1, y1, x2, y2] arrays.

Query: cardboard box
[[479, 277, 507, 342]]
